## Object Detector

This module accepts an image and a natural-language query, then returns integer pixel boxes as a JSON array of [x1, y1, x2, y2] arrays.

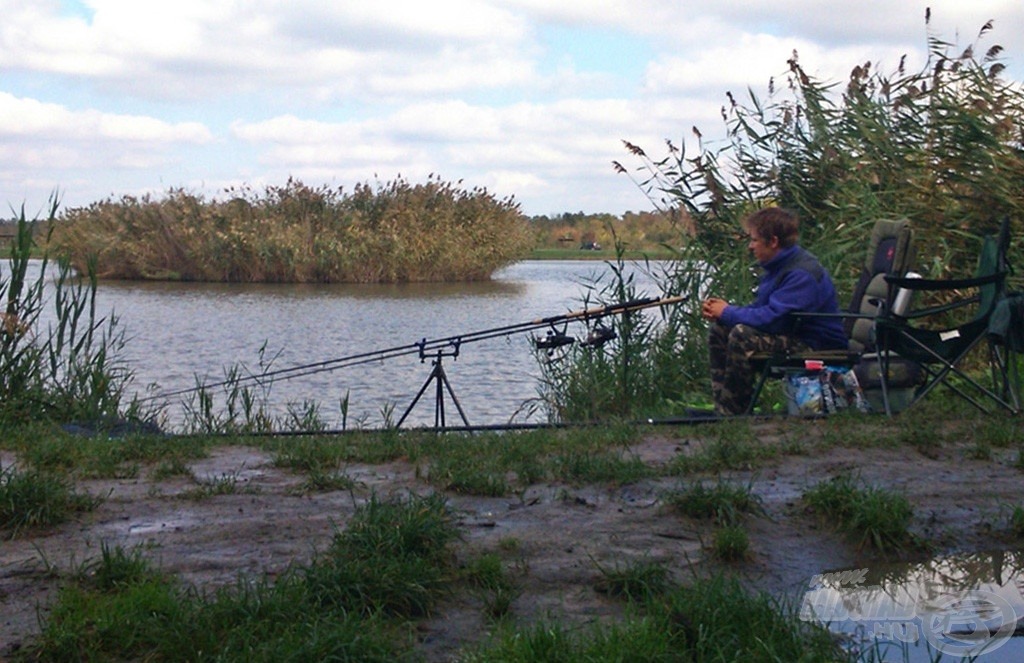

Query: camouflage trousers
[[708, 323, 810, 415]]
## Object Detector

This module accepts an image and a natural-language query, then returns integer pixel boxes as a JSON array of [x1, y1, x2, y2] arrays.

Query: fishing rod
[[138, 294, 687, 405]]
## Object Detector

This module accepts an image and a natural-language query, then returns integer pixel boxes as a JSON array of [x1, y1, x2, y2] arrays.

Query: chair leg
[[877, 351, 892, 416], [893, 331, 1020, 414], [747, 362, 773, 415], [989, 341, 1021, 414]]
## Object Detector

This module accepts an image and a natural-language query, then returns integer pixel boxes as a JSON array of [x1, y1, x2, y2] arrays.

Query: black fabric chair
[[747, 218, 916, 414], [874, 217, 1019, 415]]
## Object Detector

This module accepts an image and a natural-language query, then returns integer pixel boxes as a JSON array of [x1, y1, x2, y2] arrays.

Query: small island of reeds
[[47, 176, 534, 283]]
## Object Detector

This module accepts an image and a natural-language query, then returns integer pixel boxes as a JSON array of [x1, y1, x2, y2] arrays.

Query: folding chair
[[874, 216, 1019, 414], [748, 218, 916, 413]]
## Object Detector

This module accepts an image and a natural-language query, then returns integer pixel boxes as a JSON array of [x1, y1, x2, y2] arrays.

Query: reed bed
[[545, 16, 1024, 421], [0, 201, 141, 428], [624, 17, 1024, 289], [47, 177, 533, 283]]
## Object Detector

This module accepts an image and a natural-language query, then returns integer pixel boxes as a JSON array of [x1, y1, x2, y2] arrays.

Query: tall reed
[[0, 198, 140, 427], [534, 236, 693, 422], [612, 16, 1024, 408], [48, 176, 533, 284]]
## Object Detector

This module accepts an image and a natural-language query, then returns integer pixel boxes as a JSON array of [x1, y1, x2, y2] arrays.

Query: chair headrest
[[866, 218, 914, 274]]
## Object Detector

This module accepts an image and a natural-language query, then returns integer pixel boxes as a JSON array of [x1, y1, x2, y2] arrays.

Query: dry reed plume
[[48, 177, 533, 283]]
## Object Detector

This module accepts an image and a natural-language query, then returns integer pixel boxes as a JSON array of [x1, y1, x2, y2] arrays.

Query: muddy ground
[[2, 420, 1023, 660]]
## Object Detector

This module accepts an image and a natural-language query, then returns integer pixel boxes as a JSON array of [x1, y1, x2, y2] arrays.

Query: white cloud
[[0, 91, 212, 192], [0, 92, 211, 143], [1, 0, 1022, 215], [0, 0, 538, 101]]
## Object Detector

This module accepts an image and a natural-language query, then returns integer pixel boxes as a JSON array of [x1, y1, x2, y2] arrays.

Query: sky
[[2, 1, 1023, 218]]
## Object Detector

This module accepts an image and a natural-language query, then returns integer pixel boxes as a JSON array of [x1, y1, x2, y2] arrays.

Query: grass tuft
[[0, 464, 101, 536], [593, 558, 672, 603], [664, 479, 764, 526], [802, 474, 917, 553], [709, 525, 751, 563]]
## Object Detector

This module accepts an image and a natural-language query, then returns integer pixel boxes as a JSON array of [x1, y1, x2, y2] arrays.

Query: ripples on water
[[17, 260, 671, 429]]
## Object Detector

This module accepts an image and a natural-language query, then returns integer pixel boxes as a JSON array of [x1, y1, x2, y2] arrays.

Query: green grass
[[177, 471, 258, 500], [408, 427, 651, 494], [13, 429, 209, 477], [802, 474, 917, 553], [464, 572, 841, 662], [669, 431, 776, 475], [664, 479, 764, 526], [295, 468, 356, 493], [550, 448, 651, 485], [10, 412, 1011, 661], [150, 457, 195, 481], [528, 246, 674, 261], [1000, 503, 1024, 539], [0, 464, 102, 537], [463, 553, 523, 620], [710, 525, 751, 563], [26, 493, 458, 661], [593, 557, 672, 603]]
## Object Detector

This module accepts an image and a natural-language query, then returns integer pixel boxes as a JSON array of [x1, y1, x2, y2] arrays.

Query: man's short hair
[[744, 207, 799, 248]]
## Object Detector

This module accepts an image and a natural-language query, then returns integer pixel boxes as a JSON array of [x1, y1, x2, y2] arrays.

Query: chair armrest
[[791, 311, 878, 321], [883, 271, 1005, 320], [884, 272, 1005, 291]]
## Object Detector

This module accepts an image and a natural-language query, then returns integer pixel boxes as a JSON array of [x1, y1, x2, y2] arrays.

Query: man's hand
[[702, 297, 728, 321]]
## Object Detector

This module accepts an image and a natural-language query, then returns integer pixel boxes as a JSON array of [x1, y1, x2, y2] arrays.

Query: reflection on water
[[801, 550, 1024, 661], [15, 260, 671, 429]]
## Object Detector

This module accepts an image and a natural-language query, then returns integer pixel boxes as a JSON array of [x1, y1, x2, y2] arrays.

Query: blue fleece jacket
[[719, 245, 848, 350]]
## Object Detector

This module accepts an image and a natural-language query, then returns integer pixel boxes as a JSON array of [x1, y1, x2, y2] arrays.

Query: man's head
[[743, 207, 799, 263]]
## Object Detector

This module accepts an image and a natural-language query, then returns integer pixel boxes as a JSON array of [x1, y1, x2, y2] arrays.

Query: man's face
[[748, 231, 781, 264]]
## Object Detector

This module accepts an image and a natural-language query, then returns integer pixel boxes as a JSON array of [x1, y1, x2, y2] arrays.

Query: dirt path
[[2, 424, 1023, 659]]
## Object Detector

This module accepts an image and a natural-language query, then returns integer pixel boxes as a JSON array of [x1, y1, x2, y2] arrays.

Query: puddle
[[800, 550, 1024, 661], [127, 513, 199, 536]]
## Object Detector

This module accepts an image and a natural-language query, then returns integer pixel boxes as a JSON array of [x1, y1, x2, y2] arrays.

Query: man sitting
[[701, 208, 847, 415]]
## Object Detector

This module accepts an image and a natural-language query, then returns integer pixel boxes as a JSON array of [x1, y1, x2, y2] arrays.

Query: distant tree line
[[528, 210, 685, 252]]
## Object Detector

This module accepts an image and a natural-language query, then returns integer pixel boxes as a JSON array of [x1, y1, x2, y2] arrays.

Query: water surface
[[61, 260, 670, 429], [801, 550, 1024, 661]]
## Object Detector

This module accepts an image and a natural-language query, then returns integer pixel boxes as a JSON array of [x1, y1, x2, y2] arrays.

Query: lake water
[[21, 260, 673, 430]]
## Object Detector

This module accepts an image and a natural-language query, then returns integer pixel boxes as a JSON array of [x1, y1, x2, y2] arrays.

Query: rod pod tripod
[[396, 339, 469, 430]]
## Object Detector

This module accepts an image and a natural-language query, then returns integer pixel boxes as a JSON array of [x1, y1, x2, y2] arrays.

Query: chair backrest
[[846, 218, 915, 352], [976, 216, 1011, 314]]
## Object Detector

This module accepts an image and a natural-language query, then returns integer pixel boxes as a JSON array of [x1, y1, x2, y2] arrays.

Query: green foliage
[[77, 543, 165, 592], [177, 470, 256, 500], [593, 558, 672, 603], [409, 426, 646, 494], [632, 19, 1024, 278], [50, 176, 533, 283], [0, 464, 101, 537], [550, 448, 651, 485], [534, 242, 693, 422], [710, 524, 751, 563], [0, 199, 141, 428], [620, 18, 1024, 404], [668, 426, 775, 475], [14, 429, 207, 478], [664, 479, 764, 525], [1007, 504, 1024, 539], [802, 474, 917, 553], [465, 573, 841, 662], [28, 495, 457, 661], [463, 553, 523, 620], [529, 209, 680, 254], [303, 492, 458, 618]]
